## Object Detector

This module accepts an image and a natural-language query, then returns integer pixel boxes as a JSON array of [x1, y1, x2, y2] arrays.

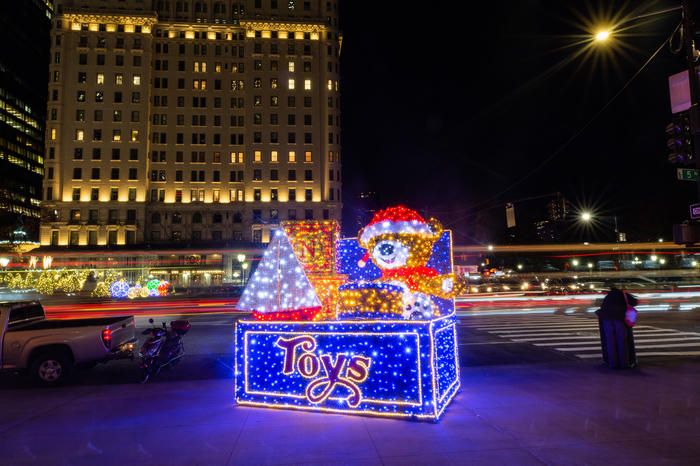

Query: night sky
[[338, 0, 695, 242]]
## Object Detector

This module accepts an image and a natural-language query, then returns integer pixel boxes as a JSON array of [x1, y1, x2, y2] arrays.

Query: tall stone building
[[0, 0, 53, 243], [42, 0, 342, 247]]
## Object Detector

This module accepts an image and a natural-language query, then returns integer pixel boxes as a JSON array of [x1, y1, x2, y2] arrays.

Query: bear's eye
[[378, 243, 394, 255]]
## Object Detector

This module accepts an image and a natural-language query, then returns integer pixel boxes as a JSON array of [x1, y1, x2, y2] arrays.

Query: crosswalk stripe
[[486, 326, 600, 333], [556, 342, 700, 352], [487, 325, 659, 334], [535, 337, 700, 346], [459, 314, 699, 360], [511, 331, 688, 341], [577, 351, 700, 358], [470, 321, 594, 329]]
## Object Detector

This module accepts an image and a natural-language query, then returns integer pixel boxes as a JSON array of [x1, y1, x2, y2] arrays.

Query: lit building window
[[271, 151, 278, 162], [254, 150, 262, 162], [288, 61, 295, 72], [75, 129, 84, 141], [327, 79, 332, 90], [133, 75, 141, 85], [131, 130, 139, 142], [113, 129, 121, 141], [213, 189, 220, 202], [304, 151, 312, 162], [304, 79, 311, 90], [51, 128, 57, 140], [288, 79, 295, 90], [115, 74, 123, 85], [289, 151, 296, 162], [97, 73, 105, 84]]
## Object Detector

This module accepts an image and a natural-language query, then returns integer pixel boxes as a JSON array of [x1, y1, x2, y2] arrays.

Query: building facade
[[42, 0, 342, 247], [0, 0, 53, 243]]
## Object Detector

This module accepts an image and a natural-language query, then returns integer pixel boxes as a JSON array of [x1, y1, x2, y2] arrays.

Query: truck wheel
[[30, 351, 73, 386]]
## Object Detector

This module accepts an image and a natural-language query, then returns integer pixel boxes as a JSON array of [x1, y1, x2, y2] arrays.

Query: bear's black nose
[[378, 243, 394, 255]]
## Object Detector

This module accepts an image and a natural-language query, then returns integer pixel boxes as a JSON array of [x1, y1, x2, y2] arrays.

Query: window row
[[149, 150, 321, 164], [75, 35, 142, 49], [73, 129, 140, 142], [150, 131, 319, 145], [75, 90, 141, 103], [147, 187, 317, 203], [76, 53, 142, 67], [59, 147, 139, 161], [154, 58, 339, 74], [70, 167, 138, 181], [67, 207, 137, 224], [68, 187, 138, 202], [75, 72, 141, 86], [147, 168, 315, 183]]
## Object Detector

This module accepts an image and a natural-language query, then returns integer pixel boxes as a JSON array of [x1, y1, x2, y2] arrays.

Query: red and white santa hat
[[357, 206, 435, 267], [361, 205, 433, 244]]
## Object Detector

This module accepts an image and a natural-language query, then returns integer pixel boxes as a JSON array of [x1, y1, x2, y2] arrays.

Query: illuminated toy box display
[[234, 207, 461, 421]]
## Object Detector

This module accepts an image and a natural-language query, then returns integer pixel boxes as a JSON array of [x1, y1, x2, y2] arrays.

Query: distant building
[[42, 0, 342, 247], [0, 0, 53, 242]]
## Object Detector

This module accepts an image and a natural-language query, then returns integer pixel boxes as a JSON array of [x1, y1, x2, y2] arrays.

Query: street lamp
[[594, 30, 611, 43], [236, 254, 246, 286], [241, 262, 249, 285], [578, 210, 620, 242], [572, 259, 579, 267]]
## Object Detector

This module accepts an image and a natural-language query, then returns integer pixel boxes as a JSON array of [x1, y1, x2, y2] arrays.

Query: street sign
[[690, 203, 700, 220], [677, 168, 699, 181], [668, 69, 700, 114], [505, 203, 516, 228]]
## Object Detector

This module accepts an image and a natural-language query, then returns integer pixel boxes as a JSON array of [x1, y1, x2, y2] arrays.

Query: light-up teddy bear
[[357, 206, 455, 319]]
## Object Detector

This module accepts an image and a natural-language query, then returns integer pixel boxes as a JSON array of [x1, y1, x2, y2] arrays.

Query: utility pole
[[682, 0, 700, 199]]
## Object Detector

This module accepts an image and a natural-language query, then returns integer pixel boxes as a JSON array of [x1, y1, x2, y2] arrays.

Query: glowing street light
[[580, 211, 593, 222], [594, 30, 611, 42]]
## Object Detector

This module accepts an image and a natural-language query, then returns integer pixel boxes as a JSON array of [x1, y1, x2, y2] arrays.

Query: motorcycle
[[138, 318, 191, 383]]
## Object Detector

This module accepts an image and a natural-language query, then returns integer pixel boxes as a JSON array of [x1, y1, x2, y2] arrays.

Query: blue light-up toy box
[[234, 227, 460, 421]]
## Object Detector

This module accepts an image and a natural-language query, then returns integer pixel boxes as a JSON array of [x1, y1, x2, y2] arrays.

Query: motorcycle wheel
[[139, 358, 157, 383]]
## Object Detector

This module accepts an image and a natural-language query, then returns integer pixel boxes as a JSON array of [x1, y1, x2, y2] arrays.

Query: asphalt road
[[3, 296, 699, 389]]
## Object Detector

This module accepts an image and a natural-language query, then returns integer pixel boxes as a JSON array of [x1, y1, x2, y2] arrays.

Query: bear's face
[[371, 239, 409, 269]]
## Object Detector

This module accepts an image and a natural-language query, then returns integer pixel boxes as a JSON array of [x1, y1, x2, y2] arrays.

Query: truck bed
[[9, 316, 131, 332]]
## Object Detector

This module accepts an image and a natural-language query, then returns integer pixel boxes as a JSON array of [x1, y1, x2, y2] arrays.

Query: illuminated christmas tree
[[237, 229, 321, 320]]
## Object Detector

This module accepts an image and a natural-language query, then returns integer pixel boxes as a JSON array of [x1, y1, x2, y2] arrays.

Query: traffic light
[[666, 111, 693, 164]]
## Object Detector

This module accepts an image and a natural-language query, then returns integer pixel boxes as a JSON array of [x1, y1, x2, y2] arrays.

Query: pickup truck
[[1, 300, 136, 385]]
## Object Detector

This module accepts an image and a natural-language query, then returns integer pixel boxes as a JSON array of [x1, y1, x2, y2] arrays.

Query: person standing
[[596, 287, 638, 369]]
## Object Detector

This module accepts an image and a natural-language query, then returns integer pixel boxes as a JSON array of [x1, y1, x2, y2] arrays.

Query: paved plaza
[[1, 358, 699, 465]]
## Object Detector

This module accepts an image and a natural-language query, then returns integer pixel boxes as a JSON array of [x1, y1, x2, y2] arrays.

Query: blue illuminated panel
[[234, 316, 460, 421]]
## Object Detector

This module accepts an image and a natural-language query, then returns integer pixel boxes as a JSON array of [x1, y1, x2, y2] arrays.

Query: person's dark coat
[[596, 288, 638, 320]]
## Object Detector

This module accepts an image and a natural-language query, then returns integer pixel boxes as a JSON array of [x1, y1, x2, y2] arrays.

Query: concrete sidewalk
[[1, 360, 699, 465]]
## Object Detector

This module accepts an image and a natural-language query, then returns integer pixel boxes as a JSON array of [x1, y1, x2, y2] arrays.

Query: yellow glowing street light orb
[[580, 211, 593, 222], [594, 30, 611, 42]]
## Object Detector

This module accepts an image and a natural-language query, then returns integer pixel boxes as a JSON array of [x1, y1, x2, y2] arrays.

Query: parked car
[[1, 300, 136, 385]]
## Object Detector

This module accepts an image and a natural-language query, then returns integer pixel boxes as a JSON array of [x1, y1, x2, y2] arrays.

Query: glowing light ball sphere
[[146, 279, 161, 297], [157, 280, 170, 296], [110, 280, 130, 299], [139, 286, 150, 298], [128, 285, 140, 300]]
